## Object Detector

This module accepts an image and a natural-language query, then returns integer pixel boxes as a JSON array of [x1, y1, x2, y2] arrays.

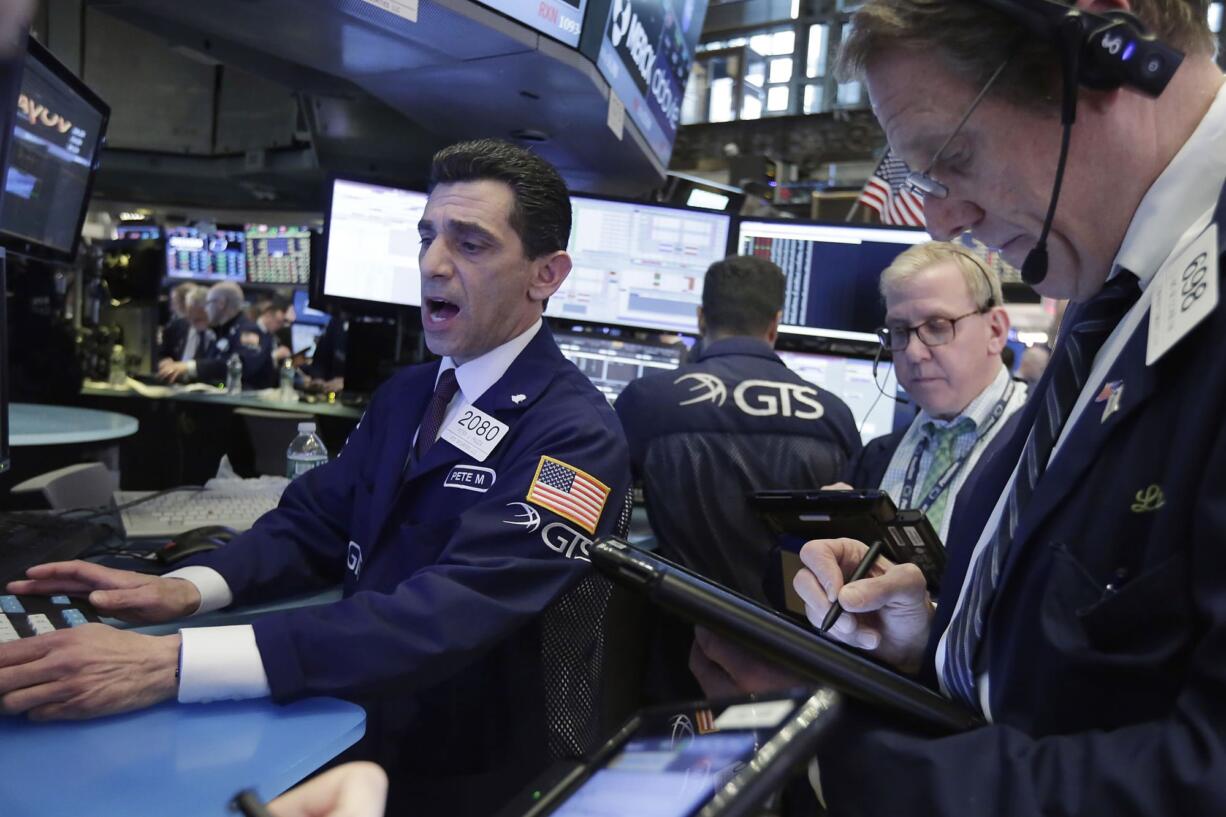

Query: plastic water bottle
[[279, 357, 296, 402], [286, 422, 328, 478], [226, 352, 243, 394], [108, 343, 126, 386]]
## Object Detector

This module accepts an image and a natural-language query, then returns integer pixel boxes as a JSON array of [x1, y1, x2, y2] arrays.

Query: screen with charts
[[323, 178, 427, 308], [548, 196, 730, 334], [1, 38, 108, 261], [292, 323, 325, 358], [556, 333, 684, 403], [776, 349, 902, 444], [245, 224, 311, 285], [165, 225, 246, 281], [736, 221, 929, 335]]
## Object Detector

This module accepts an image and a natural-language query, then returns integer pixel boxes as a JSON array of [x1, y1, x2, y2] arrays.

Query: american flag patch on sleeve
[[526, 456, 611, 535]]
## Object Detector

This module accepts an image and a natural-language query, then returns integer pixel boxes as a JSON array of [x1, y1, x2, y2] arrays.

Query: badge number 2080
[[441, 405, 509, 462]]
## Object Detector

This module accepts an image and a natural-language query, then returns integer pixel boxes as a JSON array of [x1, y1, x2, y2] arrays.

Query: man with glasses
[[690, 0, 1226, 813], [847, 241, 1026, 543]]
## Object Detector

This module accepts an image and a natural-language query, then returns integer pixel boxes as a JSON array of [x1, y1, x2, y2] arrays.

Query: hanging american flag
[[856, 148, 927, 227]]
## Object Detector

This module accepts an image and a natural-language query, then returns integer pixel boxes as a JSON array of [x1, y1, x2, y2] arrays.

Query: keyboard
[[115, 487, 285, 538], [0, 593, 102, 642], [0, 512, 116, 584]]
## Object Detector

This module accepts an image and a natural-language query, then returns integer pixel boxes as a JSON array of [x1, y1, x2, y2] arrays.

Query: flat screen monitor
[[165, 225, 246, 282], [547, 195, 730, 333], [775, 349, 903, 444], [556, 332, 684, 403], [478, 0, 585, 47], [114, 224, 160, 241], [246, 224, 311, 285], [322, 177, 428, 310], [0, 37, 109, 263], [291, 323, 325, 358], [293, 289, 330, 326], [735, 220, 930, 337], [594, 0, 709, 165]]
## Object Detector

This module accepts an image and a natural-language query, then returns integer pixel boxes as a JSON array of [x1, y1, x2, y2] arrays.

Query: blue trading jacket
[[192, 325, 632, 815]]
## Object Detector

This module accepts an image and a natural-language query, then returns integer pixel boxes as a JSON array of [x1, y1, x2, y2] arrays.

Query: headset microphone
[[872, 344, 910, 404]]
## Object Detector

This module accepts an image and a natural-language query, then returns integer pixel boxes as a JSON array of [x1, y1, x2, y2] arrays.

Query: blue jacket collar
[[696, 336, 780, 363]]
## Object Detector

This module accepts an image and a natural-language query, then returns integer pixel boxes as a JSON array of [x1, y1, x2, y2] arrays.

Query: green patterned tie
[[917, 417, 975, 532]]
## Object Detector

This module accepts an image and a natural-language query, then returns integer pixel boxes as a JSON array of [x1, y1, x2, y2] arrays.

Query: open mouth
[[425, 297, 460, 323]]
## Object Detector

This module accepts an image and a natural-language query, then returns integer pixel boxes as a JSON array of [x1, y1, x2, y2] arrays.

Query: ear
[[985, 306, 1011, 355], [527, 251, 573, 304]]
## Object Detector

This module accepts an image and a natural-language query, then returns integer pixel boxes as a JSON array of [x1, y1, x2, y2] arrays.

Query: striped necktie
[[414, 368, 460, 461], [942, 271, 1142, 710]]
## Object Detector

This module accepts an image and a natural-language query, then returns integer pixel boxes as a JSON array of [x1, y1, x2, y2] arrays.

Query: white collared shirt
[[934, 78, 1226, 719], [879, 365, 1027, 542], [169, 318, 544, 704]]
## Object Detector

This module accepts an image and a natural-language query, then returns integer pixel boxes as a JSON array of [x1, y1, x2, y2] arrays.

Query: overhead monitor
[[114, 224, 160, 241], [0, 41, 22, 474], [0, 37, 109, 263], [735, 220, 930, 338], [775, 349, 903, 444], [547, 195, 730, 333], [291, 323, 326, 358], [556, 333, 684, 403], [246, 224, 311, 285], [594, 0, 710, 165], [477, 0, 585, 46], [165, 225, 246, 282], [293, 289, 330, 326], [321, 177, 428, 310]]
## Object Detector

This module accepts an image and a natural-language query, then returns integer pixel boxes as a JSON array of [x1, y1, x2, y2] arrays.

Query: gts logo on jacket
[[674, 373, 826, 420]]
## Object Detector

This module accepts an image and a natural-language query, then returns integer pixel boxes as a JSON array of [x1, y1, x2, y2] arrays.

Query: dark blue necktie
[[942, 271, 1142, 710], [413, 367, 460, 461]]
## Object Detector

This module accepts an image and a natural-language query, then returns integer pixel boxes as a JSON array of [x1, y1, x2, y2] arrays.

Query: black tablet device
[[752, 489, 947, 595], [508, 690, 839, 817], [591, 537, 982, 734]]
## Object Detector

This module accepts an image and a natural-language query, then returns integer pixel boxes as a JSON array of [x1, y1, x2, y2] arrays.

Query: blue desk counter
[[0, 696, 365, 816]]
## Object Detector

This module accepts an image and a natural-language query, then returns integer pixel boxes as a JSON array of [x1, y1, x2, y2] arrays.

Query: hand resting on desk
[[7, 560, 202, 624], [0, 562, 196, 719], [269, 761, 388, 817]]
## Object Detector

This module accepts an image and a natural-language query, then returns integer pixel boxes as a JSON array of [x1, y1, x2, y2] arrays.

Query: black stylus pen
[[230, 789, 275, 817], [819, 538, 885, 634]]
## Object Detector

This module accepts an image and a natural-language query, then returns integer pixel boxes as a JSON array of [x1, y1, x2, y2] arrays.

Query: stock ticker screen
[[245, 224, 311, 285], [165, 226, 246, 282], [478, 0, 586, 46]]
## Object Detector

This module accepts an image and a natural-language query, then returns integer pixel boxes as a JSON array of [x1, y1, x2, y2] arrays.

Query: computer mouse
[[156, 525, 239, 566]]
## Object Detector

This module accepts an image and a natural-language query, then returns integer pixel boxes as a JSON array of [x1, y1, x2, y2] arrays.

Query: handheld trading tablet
[[752, 489, 947, 595], [591, 537, 982, 734], [510, 690, 839, 817]]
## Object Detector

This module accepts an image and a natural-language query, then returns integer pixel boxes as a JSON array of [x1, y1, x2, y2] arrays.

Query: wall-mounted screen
[[776, 349, 903, 444], [595, 0, 709, 165], [479, 0, 586, 46], [547, 195, 729, 333], [735, 220, 929, 336], [246, 224, 311, 285], [321, 177, 428, 309], [165, 225, 246, 282]]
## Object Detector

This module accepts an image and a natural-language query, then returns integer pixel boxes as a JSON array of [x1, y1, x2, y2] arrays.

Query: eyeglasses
[[877, 309, 988, 352], [904, 57, 1012, 201]]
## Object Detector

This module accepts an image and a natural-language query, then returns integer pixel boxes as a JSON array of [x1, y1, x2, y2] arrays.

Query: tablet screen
[[552, 732, 758, 817]]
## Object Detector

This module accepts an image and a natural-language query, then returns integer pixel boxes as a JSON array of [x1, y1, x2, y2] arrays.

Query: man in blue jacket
[[691, 0, 1226, 814], [0, 139, 632, 815]]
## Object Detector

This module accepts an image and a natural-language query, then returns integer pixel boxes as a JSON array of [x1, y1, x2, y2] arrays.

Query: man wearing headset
[[691, 0, 1226, 813], [846, 241, 1027, 543]]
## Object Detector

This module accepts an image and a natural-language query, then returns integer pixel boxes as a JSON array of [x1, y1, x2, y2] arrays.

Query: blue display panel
[[479, 0, 586, 46], [165, 226, 246, 282], [595, 0, 708, 165]]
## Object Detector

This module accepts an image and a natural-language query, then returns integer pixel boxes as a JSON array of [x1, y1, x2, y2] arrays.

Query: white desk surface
[[10, 402, 140, 446]]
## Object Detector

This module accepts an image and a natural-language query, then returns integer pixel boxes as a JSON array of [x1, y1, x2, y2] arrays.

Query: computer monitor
[[734, 220, 930, 338], [246, 224, 311, 285], [321, 177, 428, 311], [114, 224, 160, 241], [547, 195, 730, 334], [291, 323, 325, 358], [0, 37, 109, 263], [556, 332, 685, 403], [0, 39, 24, 475], [292, 289, 330, 326], [165, 225, 246, 282], [775, 348, 904, 444]]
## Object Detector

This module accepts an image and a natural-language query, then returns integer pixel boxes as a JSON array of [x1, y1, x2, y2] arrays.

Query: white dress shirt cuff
[[186, 360, 198, 379], [177, 625, 272, 703], [163, 566, 234, 615]]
